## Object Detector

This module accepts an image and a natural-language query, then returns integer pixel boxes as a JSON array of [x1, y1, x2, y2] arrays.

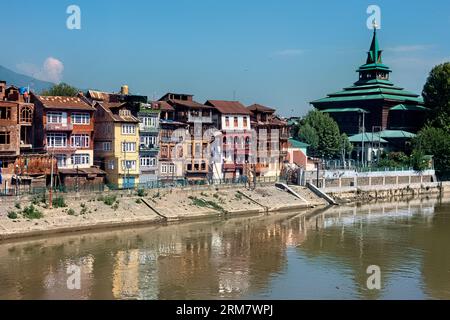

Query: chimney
[[121, 85, 129, 95]]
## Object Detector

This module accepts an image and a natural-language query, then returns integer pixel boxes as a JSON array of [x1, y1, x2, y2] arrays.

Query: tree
[[422, 62, 450, 132], [296, 110, 342, 159], [413, 126, 450, 175], [340, 133, 353, 165], [41, 83, 80, 97]]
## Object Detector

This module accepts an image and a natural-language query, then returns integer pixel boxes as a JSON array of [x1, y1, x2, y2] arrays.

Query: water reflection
[[0, 197, 449, 300]]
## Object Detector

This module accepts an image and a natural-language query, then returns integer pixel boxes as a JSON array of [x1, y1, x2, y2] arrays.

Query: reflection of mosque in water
[[0, 198, 449, 299]]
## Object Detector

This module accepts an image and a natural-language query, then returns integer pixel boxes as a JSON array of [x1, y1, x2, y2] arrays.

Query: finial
[[372, 19, 379, 31]]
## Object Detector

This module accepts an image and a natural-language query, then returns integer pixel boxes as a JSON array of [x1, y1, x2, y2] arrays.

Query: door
[[123, 176, 135, 189]]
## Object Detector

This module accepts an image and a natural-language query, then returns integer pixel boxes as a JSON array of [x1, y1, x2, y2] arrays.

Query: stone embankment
[[0, 185, 327, 241]]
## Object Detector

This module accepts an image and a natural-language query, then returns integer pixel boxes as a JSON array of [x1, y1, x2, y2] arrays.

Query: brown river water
[[0, 196, 449, 300]]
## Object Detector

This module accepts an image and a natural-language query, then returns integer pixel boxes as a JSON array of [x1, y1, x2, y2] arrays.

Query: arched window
[[21, 106, 33, 123]]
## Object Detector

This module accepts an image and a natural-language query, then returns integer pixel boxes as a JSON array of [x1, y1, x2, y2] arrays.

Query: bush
[[137, 189, 147, 197], [15, 202, 21, 209], [22, 205, 43, 220], [52, 196, 67, 208], [67, 209, 76, 216], [135, 199, 142, 204], [112, 203, 119, 211], [8, 211, 18, 220], [103, 195, 117, 206], [32, 195, 45, 205]]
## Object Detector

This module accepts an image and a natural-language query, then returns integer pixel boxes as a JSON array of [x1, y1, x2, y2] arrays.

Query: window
[[0, 131, 11, 145], [225, 116, 230, 127], [47, 112, 63, 124], [71, 154, 90, 165], [140, 116, 157, 128], [0, 107, 12, 120], [107, 160, 115, 170], [71, 134, 90, 148], [55, 154, 67, 167], [122, 142, 136, 153], [122, 160, 136, 171], [20, 106, 33, 123], [103, 142, 112, 151], [140, 157, 157, 167], [122, 124, 136, 135], [71, 113, 90, 125], [169, 164, 175, 174], [243, 117, 248, 128], [161, 164, 168, 174], [234, 117, 239, 127], [47, 133, 67, 147], [140, 135, 157, 147]]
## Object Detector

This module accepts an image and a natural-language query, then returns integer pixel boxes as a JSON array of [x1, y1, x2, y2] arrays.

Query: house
[[247, 104, 289, 177], [32, 94, 104, 188], [286, 139, 317, 171], [159, 93, 215, 182], [0, 81, 35, 190], [205, 100, 253, 181], [85, 86, 147, 189], [311, 26, 427, 159], [138, 102, 160, 185], [157, 100, 187, 183]]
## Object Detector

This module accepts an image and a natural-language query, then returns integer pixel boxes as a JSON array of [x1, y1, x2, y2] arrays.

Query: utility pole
[[76, 165, 79, 193], [49, 151, 54, 209], [361, 111, 366, 168]]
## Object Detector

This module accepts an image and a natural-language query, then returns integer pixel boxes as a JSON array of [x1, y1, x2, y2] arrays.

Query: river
[[0, 197, 449, 300]]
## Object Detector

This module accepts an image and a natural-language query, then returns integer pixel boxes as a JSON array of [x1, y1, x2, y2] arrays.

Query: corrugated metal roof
[[247, 104, 276, 113], [390, 104, 429, 111], [322, 108, 369, 113], [36, 96, 95, 111], [206, 100, 252, 115], [289, 139, 309, 149], [349, 133, 388, 143]]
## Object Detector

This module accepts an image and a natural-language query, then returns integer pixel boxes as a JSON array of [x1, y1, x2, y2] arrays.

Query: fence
[[0, 176, 285, 198]]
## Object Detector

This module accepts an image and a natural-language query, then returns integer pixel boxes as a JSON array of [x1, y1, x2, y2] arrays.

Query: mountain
[[0, 65, 55, 93]]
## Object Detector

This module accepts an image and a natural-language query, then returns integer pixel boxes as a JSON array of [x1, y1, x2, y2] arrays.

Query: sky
[[0, 0, 449, 116]]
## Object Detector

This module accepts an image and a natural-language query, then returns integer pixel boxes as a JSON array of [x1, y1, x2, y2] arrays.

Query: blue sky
[[1, 0, 449, 116]]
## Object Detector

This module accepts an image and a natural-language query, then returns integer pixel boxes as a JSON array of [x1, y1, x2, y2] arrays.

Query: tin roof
[[205, 100, 252, 115], [36, 96, 95, 111], [247, 104, 276, 113]]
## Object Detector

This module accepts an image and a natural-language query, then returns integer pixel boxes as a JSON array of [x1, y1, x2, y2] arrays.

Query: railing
[[139, 126, 159, 133], [46, 123, 73, 131], [188, 115, 213, 123]]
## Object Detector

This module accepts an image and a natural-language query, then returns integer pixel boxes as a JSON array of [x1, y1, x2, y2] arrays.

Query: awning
[[349, 133, 388, 143], [322, 108, 369, 113], [390, 104, 429, 111]]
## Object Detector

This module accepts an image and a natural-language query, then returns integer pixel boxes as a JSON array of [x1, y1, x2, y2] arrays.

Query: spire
[[366, 19, 382, 64]]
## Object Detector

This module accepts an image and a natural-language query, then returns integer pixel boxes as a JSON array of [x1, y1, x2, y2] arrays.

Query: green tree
[[413, 126, 450, 175], [422, 62, 450, 132], [340, 133, 353, 165], [41, 83, 79, 97], [296, 110, 342, 159]]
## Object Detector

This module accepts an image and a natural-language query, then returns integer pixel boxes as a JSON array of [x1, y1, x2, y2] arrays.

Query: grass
[[8, 211, 18, 220], [52, 196, 67, 208], [22, 205, 43, 220], [188, 196, 226, 214]]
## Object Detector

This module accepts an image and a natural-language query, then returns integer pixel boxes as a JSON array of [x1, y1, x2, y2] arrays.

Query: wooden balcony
[[46, 123, 73, 131]]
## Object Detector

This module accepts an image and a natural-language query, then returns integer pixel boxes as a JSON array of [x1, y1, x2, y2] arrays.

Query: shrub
[[22, 205, 43, 220], [112, 203, 119, 211], [32, 195, 45, 205], [8, 211, 18, 220], [103, 195, 117, 206], [52, 196, 67, 208], [137, 189, 147, 197], [67, 209, 76, 216], [15, 202, 21, 209], [135, 199, 142, 204]]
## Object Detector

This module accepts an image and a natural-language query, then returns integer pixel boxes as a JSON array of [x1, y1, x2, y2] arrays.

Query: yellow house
[[93, 101, 140, 189]]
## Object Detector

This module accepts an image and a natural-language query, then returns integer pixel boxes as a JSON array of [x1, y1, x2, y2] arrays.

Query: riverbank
[[0, 185, 327, 241]]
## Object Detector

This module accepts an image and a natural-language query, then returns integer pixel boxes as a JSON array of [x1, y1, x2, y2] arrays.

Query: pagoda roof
[[322, 108, 369, 113], [390, 104, 429, 111], [311, 27, 424, 107]]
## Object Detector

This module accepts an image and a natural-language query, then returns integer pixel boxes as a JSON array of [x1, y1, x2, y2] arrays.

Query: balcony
[[140, 144, 159, 153], [46, 123, 73, 131], [139, 125, 159, 133], [223, 163, 244, 171], [160, 136, 183, 144], [188, 114, 213, 124], [46, 145, 77, 153]]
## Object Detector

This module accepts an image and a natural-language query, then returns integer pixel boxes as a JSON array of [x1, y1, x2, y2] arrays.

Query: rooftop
[[205, 100, 252, 115], [36, 95, 95, 111]]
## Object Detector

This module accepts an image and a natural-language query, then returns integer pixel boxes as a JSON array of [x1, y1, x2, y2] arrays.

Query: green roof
[[349, 130, 416, 143], [378, 130, 416, 139], [349, 133, 388, 143], [313, 94, 424, 104], [390, 104, 429, 111], [289, 139, 309, 149], [322, 108, 369, 113]]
